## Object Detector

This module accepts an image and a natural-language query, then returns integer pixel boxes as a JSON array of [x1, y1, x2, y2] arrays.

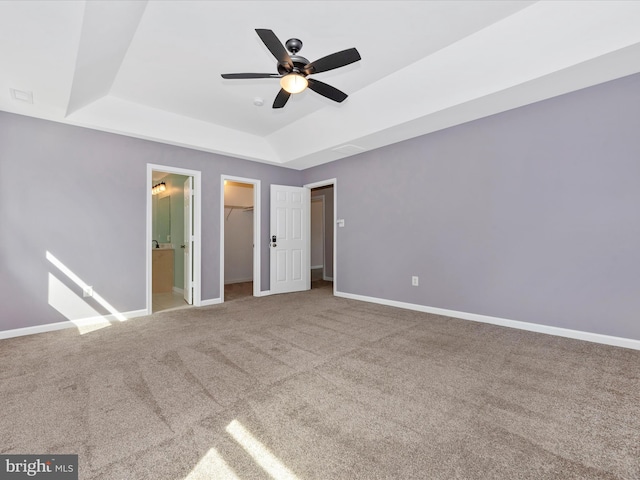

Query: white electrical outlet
[[337, 219, 345, 228], [412, 276, 419, 286], [83, 286, 93, 298]]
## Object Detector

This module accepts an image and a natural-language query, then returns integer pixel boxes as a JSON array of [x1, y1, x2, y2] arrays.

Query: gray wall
[[0, 113, 300, 330], [3, 72, 640, 341], [302, 73, 640, 341]]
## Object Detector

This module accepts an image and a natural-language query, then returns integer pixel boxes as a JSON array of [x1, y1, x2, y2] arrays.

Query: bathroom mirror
[[157, 196, 171, 243]]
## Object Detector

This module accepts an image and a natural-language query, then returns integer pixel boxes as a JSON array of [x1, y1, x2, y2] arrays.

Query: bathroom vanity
[[152, 248, 174, 293]]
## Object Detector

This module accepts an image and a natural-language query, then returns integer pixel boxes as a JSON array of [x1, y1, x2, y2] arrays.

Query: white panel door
[[270, 185, 310, 294], [183, 177, 193, 304]]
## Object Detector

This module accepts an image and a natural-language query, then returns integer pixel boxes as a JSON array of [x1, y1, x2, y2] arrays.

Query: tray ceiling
[[2, 1, 640, 169]]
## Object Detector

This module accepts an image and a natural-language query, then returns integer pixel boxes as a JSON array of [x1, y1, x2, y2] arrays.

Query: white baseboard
[[311, 265, 323, 270], [172, 286, 184, 294], [256, 290, 271, 297], [335, 291, 640, 351], [323, 275, 333, 281], [200, 298, 222, 307], [0, 308, 149, 341]]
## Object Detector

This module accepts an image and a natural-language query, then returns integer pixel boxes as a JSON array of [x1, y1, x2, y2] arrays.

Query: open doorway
[[220, 176, 261, 302], [309, 182, 335, 291], [147, 164, 202, 314]]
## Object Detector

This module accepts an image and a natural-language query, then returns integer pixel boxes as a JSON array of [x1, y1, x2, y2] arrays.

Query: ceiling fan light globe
[[280, 74, 308, 94]]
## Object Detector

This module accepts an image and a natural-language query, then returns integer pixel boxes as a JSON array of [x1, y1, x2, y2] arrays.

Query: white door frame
[[220, 175, 261, 302], [304, 178, 337, 296], [147, 164, 202, 314]]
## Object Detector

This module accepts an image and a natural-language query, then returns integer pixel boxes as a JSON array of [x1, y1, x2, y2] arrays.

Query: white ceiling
[[2, 1, 640, 170]]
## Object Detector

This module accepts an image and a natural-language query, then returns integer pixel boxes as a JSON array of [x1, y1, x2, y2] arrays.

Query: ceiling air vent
[[332, 144, 365, 156]]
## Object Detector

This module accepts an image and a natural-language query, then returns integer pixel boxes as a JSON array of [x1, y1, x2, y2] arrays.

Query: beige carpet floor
[[1, 283, 639, 479]]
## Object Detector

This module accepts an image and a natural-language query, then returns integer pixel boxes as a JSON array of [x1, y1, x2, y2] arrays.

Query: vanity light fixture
[[152, 182, 166, 195]]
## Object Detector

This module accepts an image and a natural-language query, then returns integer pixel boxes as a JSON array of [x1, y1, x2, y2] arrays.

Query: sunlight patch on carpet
[[184, 447, 240, 480], [226, 419, 300, 480]]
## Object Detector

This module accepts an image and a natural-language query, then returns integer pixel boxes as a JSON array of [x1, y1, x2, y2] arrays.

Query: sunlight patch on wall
[[47, 273, 111, 334], [45, 250, 128, 334], [184, 447, 240, 480], [226, 419, 300, 480], [46, 250, 127, 322]]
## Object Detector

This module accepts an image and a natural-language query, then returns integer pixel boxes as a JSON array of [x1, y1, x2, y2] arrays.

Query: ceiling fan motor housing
[[275, 38, 307, 75], [285, 38, 303, 54], [277, 55, 309, 75]]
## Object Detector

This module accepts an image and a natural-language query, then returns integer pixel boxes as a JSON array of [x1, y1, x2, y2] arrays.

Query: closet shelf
[[224, 204, 252, 209], [224, 205, 254, 220]]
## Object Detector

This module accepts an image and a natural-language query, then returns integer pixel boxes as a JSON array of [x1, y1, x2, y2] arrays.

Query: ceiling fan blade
[[255, 29, 294, 71], [273, 89, 291, 109], [303, 48, 361, 75], [221, 73, 281, 79], [307, 78, 348, 103]]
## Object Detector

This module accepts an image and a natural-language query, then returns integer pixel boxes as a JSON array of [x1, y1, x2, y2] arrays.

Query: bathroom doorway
[[147, 164, 202, 314]]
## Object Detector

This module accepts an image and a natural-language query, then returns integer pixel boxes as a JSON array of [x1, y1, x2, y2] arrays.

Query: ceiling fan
[[221, 29, 361, 109]]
